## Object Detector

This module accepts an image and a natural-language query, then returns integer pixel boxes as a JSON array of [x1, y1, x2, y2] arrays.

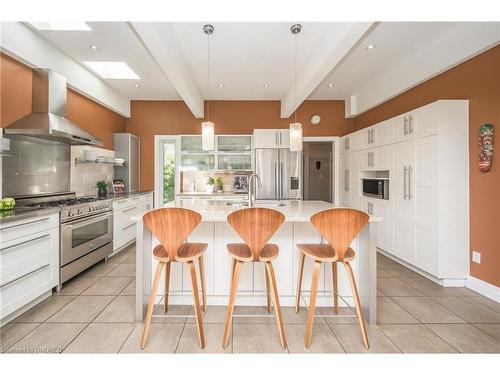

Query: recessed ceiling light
[[28, 22, 92, 31], [133, 83, 141, 88], [328, 83, 334, 88], [218, 84, 224, 88], [90, 45, 99, 51], [264, 84, 270, 88], [366, 44, 376, 50], [82, 61, 140, 80]]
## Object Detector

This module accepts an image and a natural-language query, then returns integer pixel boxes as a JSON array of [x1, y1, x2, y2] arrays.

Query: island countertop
[[168, 198, 382, 222], [135, 199, 380, 325]]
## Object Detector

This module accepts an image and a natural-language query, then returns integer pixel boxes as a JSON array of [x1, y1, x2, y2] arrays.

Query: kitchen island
[[135, 200, 381, 324]]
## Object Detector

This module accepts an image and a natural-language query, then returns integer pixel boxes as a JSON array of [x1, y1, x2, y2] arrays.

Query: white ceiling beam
[[350, 22, 500, 117], [130, 22, 204, 118], [0, 22, 130, 117], [280, 22, 376, 118]]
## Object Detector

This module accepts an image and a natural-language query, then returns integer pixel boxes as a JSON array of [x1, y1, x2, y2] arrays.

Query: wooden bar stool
[[295, 208, 370, 349], [141, 207, 207, 349], [222, 207, 287, 349]]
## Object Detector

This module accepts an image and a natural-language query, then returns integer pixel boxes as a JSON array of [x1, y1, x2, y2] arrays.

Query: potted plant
[[206, 176, 215, 193], [215, 177, 224, 193], [96, 180, 108, 197]]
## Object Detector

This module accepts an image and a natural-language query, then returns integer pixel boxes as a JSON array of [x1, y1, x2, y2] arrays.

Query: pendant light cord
[[207, 31, 210, 121], [294, 29, 298, 123]]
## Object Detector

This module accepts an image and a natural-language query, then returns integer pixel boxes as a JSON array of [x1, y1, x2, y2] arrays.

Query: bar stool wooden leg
[[331, 262, 338, 314], [141, 262, 165, 349], [223, 260, 242, 349], [198, 255, 207, 312], [295, 252, 306, 313], [265, 262, 287, 349], [305, 260, 321, 348], [188, 261, 205, 349], [265, 267, 272, 313], [343, 261, 369, 349], [164, 262, 171, 313]]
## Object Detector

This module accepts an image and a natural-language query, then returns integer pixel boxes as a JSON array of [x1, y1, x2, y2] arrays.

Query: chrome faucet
[[248, 174, 262, 207]]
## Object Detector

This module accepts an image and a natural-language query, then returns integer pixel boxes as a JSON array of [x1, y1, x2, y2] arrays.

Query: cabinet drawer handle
[[122, 207, 136, 213], [2, 217, 50, 231], [122, 223, 136, 231], [404, 117, 409, 135], [408, 115, 414, 134], [0, 234, 50, 253], [0, 264, 50, 289]]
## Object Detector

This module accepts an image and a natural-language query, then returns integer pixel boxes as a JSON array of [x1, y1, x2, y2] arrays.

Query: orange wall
[[125, 100, 353, 192], [353, 45, 500, 287], [0, 53, 126, 149]]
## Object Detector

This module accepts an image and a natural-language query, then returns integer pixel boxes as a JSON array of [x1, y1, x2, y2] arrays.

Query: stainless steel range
[[16, 193, 113, 291]]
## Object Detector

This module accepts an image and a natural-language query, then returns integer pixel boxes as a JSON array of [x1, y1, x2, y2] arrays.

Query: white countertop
[[143, 199, 382, 222]]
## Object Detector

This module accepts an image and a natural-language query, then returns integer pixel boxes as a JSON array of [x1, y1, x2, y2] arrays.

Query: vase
[[98, 187, 108, 197], [206, 185, 214, 193]]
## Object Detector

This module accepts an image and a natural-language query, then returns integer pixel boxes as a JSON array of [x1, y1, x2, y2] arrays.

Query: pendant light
[[289, 23, 303, 152], [202, 24, 215, 151]]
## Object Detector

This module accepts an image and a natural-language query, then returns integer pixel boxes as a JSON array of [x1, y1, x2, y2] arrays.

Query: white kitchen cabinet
[[113, 193, 153, 253], [253, 129, 290, 149], [0, 212, 59, 321], [360, 119, 393, 150], [362, 197, 392, 252], [360, 145, 392, 171], [340, 100, 468, 284], [393, 104, 437, 143], [340, 131, 361, 154]]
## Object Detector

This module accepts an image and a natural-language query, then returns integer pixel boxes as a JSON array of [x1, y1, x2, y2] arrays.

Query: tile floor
[[1, 244, 499, 354]]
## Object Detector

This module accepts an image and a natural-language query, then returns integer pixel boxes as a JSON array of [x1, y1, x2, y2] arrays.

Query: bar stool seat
[[153, 243, 207, 262], [227, 243, 279, 262], [296, 244, 356, 262]]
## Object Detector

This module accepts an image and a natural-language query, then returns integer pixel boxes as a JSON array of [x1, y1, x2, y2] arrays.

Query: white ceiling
[[23, 21, 500, 116], [26, 22, 181, 100]]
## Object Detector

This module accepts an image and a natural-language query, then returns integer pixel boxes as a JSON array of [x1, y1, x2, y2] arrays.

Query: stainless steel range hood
[[4, 69, 103, 146]]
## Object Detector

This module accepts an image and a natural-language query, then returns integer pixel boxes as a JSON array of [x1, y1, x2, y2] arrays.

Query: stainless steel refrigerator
[[254, 148, 302, 200], [113, 133, 140, 193]]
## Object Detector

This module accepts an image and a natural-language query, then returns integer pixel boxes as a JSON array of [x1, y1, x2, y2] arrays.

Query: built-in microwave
[[362, 178, 389, 200]]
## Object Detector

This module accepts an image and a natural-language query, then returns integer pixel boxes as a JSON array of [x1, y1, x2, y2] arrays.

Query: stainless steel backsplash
[[2, 135, 70, 198]]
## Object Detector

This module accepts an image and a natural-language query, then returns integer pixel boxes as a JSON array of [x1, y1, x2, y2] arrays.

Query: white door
[[415, 103, 438, 138], [253, 129, 279, 148], [392, 141, 414, 262], [412, 136, 438, 275], [372, 199, 392, 252]]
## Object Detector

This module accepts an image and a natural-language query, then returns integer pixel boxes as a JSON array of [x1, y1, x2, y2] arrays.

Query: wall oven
[[60, 210, 113, 284], [362, 178, 389, 200]]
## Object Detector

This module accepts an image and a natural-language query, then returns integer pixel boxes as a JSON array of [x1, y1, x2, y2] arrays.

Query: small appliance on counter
[[232, 174, 249, 193]]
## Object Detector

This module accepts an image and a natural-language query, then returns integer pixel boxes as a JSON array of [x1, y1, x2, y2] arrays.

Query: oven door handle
[[63, 212, 113, 229]]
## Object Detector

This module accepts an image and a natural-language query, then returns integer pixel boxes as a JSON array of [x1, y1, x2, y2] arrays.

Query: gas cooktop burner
[[15, 192, 113, 222], [27, 196, 108, 208]]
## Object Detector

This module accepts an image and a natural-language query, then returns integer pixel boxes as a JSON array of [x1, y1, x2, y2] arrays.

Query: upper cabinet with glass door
[[217, 135, 252, 153], [179, 135, 252, 171]]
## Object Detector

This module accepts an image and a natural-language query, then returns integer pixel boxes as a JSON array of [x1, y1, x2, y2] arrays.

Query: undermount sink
[[225, 200, 287, 208]]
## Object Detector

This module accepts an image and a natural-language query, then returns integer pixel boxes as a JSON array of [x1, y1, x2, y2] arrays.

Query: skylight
[[28, 22, 92, 31], [82, 61, 140, 80]]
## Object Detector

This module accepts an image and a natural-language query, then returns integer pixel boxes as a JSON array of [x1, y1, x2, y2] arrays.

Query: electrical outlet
[[472, 251, 481, 264]]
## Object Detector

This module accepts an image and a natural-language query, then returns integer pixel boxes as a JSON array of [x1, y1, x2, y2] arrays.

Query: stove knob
[[88, 207, 92, 212], [77, 208, 82, 214]]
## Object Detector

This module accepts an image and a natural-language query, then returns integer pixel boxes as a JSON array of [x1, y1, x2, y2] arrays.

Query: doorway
[[303, 141, 334, 203], [155, 136, 178, 207]]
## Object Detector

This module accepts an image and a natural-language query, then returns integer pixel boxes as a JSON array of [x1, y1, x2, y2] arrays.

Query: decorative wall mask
[[316, 161, 321, 170], [478, 124, 493, 172]]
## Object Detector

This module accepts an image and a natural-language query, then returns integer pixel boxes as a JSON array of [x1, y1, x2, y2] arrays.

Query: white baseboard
[[466, 276, 500, 302], [377, 249, 467, 287]]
